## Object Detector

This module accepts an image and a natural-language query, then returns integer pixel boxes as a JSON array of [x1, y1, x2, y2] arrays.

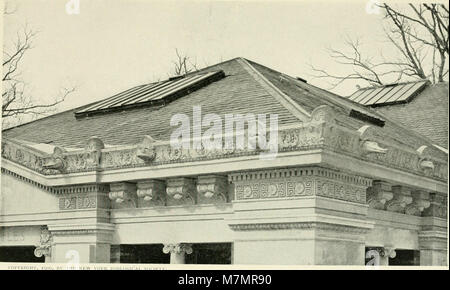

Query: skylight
[[75, 70, 225, 118]]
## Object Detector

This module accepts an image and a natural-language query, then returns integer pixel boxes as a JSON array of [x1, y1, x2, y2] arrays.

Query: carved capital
[[136, 135, 157, 163], [42, 147, 66, 172], [386, 186, 413, 213], [367, 181, 393, 210], [109, 182, 137, 207], [136, 180, 166, 205], [162, 243, 193, 255], [34, 226, 53, 258], [196, 175, 229, 203], [166, 178, 196, 205]]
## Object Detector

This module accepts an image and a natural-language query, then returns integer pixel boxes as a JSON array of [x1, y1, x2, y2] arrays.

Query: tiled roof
[[373, 82, 448, 149], [2, 58, 443, 152]]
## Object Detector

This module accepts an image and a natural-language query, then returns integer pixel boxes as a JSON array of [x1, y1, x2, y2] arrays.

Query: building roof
[[372, 82, 449, 149], [2, 58, 443, 153]]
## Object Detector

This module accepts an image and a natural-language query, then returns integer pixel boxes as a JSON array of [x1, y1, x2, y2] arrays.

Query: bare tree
[[310, 3, 449, 90], [171, 49, 199, 76], [2, 4, 74, 127]]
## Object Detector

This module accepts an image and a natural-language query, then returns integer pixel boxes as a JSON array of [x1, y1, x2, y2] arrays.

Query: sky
[[2, 0, 420, 116]]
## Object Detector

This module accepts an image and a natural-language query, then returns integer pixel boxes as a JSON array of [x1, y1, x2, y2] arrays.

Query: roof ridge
[[235, 58, 311, 122]]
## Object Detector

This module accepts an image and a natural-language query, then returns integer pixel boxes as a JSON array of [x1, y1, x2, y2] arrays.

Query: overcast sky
[[3, 0, 418, 114]]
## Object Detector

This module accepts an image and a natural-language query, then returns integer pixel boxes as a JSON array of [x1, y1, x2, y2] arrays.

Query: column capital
[[162, 243, 193, 255], [385, 185, 413, 213], [136, 180, 166, 206], [34, 225, 53, 259], [367, 181, 393, 210]]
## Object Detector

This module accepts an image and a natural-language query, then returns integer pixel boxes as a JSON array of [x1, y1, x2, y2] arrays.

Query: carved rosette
[[136, 180, 166, 206], [108, 182, 137, 208], [196, 175, 229, 204], [166, 178, 197, 205], [162, 243, 193, 255], [136, 135, 157, 163], [84, 136, 104, 169], [385, 186, 413, 213], [366, 181, 393, 210], [34, 226, 53, 258]]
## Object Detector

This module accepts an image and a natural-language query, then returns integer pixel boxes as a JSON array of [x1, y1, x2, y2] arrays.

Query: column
[[420, 192, 447, 266], [163, 243, 193, 264]]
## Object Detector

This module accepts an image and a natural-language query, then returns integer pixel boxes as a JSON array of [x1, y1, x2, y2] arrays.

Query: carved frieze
[[196, 175, 229, 204], [136, 180, 166, 206], [230, 167, 369, 204], [166, 178, 197, 206]]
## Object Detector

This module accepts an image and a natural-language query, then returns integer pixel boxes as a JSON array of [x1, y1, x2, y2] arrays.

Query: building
[[0, 58, 447, 266]]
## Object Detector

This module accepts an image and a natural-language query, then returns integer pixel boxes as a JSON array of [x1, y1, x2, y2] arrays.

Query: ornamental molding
[[1, 108, 447, 181], [34, 226, 52, 258], [230, 167, 369, 203], [228, 222, 370, 234]]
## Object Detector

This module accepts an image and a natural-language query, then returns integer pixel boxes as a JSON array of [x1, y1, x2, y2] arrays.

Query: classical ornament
[[366, 181, 393, 210], [166, 178, 197, 205], [358, 125, 388, 156], [34, 226, 52, 258], [417, 145, 435, 171], [84, 136, 104, 168], [230, 167, 369, 203], [196, 175, 229, 203], [385, 186, 413, 213], [109, 182, 137, 206], [136, 135, 157, 162], [310, 105, 337, 124], [136, 180, 166, 205], [162, 243, 193, 255], [404, 190, 431, 216], [42, 146, 67, 172], [422, 192, 447, 219]]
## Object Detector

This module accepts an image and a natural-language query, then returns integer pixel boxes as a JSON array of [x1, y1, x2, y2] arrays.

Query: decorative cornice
[[229, 222, 370, 234], [2, 114, 446, 182]]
